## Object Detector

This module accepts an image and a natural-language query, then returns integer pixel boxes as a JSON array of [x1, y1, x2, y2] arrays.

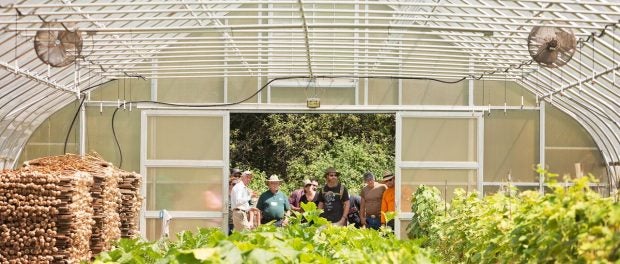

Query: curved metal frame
[[0, 1, 617, 188]]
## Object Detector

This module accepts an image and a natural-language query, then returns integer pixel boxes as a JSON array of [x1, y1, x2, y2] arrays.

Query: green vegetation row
[[95, 203, 436, 264], [408, 167, 620, 263]]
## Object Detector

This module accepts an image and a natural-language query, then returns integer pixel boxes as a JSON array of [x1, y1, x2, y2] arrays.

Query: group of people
[[228, 167, 396, 234]]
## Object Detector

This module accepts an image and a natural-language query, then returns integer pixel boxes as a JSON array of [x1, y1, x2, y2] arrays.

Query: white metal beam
[[0, 60, 76, 94]]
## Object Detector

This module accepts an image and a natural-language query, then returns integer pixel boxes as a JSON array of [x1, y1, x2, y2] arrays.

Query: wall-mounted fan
[[34, 22, 83, 67], [527, 26, 576, 68]]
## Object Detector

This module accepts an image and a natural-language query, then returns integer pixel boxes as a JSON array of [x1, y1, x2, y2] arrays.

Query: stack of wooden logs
[[0, 154, 142, 263], [87, 161, 121, 255], [0, 167, 94, 263], [117, 171, 142, 238]]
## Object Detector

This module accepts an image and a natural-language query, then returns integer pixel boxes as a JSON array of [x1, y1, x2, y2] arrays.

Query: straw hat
[[382, 171, 394, 182], [324, 167, 340, 177], [266, 174, 283, 183]]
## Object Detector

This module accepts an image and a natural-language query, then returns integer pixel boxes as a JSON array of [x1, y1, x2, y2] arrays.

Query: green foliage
[[230, 113, 395, 194], [414, 167, 620, 263], [288, 137, 393, 194], [406, 185, 442, 245], [95, 205, 436, 263], [93, 238, 163, 264]]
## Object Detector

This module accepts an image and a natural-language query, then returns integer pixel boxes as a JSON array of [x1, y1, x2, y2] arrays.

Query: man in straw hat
[[317, 167, 350, 226], [257, 175, 291, 227], [380, 171, 395, 231]]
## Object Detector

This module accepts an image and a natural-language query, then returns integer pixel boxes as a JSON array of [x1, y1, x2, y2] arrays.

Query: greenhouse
[[0, 0, 619, 263]]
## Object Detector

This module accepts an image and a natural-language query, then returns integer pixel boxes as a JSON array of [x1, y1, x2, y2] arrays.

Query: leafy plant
[[95, 203, 436, 263], [406, 185, 442, 245], [414, 167, 620, 263]]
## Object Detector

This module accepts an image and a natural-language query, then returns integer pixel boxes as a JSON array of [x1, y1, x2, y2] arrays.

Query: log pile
[[25, 154, 123, 255], [96, 167, 121, 253], [117, 171, 142, 238], [0, 154, 143, 263], [0, 168, 94, 263]]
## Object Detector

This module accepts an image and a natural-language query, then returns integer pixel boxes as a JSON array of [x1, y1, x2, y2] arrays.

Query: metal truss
[[0, 0, 618, 178]]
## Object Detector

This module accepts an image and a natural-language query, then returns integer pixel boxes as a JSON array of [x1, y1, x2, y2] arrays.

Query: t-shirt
[[257, 190, 290, 223], [299, 192, 319, 209], [381, 187, 395, 224], [230, 181, 251, 211], [289, 188, 304, 210], [317, 183, 350, 223], [360, 182, 387, 216]]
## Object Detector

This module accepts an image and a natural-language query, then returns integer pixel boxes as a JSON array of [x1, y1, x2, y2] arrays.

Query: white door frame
[[139, 109, 230, 238], [394, 111, 484, 238]]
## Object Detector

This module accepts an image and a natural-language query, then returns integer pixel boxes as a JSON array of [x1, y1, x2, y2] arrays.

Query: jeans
[[365, 216, 381, 230]]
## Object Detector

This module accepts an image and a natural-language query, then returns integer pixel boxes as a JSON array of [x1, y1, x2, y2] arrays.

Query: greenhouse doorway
[[228, 111, 483, 239], [139, 110, 483, 239]]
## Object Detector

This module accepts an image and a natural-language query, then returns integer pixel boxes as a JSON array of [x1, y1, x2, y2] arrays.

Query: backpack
[[347, 195, 362, 228], [319, 184, 345, 202]]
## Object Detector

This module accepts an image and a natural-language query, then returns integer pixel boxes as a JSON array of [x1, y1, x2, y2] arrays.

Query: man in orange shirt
[[380, 171, 395, 231]]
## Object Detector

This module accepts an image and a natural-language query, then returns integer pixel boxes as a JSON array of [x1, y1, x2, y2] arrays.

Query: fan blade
[[533, 43, 556, 59], [528, 26, 576, 68], [536, 49, 559, 66], [59, 31, 83, 58], [34, 31, 63, 66], [536, 27, 556, 42], [35, 30, 60, 50], [556, 30, 576, 52], [35, 31, 59, 45], [34, 22, 82, 67], [48, 47, 69, 66]]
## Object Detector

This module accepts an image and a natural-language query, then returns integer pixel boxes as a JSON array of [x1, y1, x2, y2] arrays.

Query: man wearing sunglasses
[[381, 171, 395, 231], [318, 167, 350, 226]]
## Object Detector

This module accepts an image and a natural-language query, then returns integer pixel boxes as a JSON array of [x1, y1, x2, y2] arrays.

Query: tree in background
[[230, 113, 395, 193], [288, 137, 393, 194]]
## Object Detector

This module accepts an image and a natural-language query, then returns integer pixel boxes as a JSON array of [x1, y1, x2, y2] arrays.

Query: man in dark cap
[[360, 172, 386, 230], [230, 168, 242, 179], [317, 167, 350, 226]]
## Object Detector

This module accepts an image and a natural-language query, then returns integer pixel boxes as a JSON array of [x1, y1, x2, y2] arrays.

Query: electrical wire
[[63, 95, 86, 154], [80, 78, 117, 93], [61, 79, 116, 157], [109, 74, 469, 168], [67, 21, 620, 168], [110, 75, 300, 168]]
